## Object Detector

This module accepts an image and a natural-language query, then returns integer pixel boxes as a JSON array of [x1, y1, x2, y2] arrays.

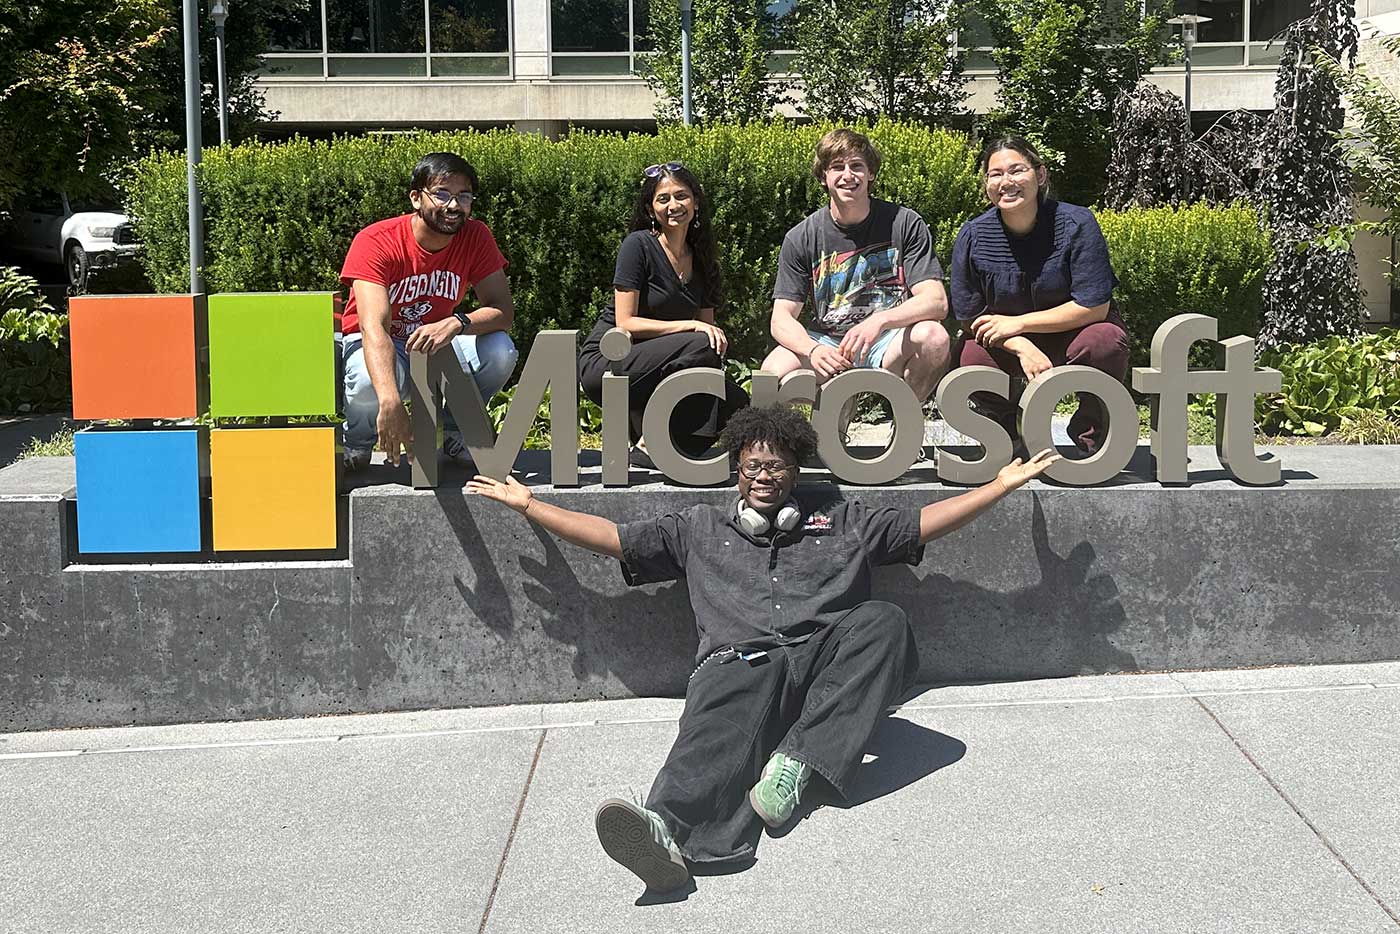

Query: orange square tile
[[69, 294, 203, 419]]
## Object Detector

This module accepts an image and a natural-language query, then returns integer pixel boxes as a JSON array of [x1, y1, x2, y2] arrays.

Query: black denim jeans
[[645, 600, 919, 864]]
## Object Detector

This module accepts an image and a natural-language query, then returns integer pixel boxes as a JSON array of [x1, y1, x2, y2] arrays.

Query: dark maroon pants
[[957, 318, 1130, 453]]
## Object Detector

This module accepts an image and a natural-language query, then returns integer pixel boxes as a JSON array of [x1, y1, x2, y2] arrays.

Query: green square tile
[[208, 293, 337, 417]]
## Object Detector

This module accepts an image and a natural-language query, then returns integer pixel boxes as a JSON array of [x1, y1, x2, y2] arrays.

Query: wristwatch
[[453, 309, 471, 332]]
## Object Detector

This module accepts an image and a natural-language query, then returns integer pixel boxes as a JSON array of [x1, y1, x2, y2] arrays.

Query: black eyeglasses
[[643, 162, 684, 178], [425, 188, 475, 206], [739, 459, 797, 479]]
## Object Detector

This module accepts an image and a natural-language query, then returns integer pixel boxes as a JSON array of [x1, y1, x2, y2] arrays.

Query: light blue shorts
[[806, 326, 905, 370]]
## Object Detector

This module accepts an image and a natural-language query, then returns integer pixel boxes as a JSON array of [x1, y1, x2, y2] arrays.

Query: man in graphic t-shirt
[[340, 152, 519, 471], [763, 129, 951, 407]]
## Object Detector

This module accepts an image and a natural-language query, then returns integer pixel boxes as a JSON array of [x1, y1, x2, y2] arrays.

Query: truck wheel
[[66, 243, 90, 294]]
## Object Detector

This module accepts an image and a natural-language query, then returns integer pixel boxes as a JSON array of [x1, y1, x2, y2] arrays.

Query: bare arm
[[870, 278, 949, 329], [614, 288, 701, 338], [464, 267, 515, 334], [970, 300, 1109, 347], [919, 450, 1058, 543], [466, 475, 623, 559], [353, 279, 413, 465]]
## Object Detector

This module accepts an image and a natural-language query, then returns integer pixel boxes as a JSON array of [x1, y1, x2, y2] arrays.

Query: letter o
[[813, 370, 925, 485], [1019, 366, 1137, 485]]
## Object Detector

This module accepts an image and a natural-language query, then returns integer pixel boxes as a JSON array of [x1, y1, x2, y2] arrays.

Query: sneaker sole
[[747, 786, 789, 828], [594, 799, 690, 892]]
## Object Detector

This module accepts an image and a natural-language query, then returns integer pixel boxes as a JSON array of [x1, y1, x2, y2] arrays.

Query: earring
[[691, 217, 700, 229], [650, 215, 659, 231]]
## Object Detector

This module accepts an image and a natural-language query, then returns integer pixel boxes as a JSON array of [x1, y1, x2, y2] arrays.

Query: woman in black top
[[578, 163, 749, 463], [949, 137, 1130, 454]]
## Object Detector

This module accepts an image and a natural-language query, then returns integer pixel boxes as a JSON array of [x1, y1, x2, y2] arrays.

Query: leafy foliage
[[0, 267, 69, 413], [1316, 35, 1400, 285], [794, 0, 967, 124], [125, 123, 986, 363], [1105, 0, 1364, 347], [1095, 204, 1272, 366], [1255, 329, 1400, 436], [975, 0, 1174, 205], [0, 0, 171, 215], [636, 0, 788, 124]]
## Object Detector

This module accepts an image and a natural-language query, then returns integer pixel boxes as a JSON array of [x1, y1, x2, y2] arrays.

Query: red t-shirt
[[339, 213, 508, 338]]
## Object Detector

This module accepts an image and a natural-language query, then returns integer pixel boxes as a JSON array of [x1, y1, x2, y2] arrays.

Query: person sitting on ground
[[762, 129, 952, 433], [340, 151, 519, 471], [949, 136, 1130, 455], [466, 404, 1056, 892], [577, 162, 749, 466]]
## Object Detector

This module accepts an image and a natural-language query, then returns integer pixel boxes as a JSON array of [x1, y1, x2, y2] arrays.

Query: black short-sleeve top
[[949, 200, 1121, 324], [583, 229, 718, 349], [615, 491, 925, 664]]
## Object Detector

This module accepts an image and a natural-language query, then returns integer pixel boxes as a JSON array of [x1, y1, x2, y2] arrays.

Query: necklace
[[656, 233, 693, 284]]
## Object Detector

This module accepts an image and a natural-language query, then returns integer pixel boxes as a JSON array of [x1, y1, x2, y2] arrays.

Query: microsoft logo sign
[[70, 293, 340, 554]]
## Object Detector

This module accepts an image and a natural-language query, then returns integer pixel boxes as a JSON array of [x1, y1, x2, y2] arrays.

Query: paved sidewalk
[[3, 661, 1398, 933]]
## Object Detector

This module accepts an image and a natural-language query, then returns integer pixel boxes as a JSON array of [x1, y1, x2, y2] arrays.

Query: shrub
[[124, 122, 986, 364], [0, 267, 69, 414], [126, 125, 1271, 371], [1255, 329, 1400, 437], [1096, 203, 1272, 367]]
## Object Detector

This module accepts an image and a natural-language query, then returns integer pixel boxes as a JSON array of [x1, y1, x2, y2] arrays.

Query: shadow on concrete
[[517, 522, 696, 695], [839, 717, 968, 808], [437, 489, 516, 635], [886, 493, 1137, 680], [0, 415, 73, 468]]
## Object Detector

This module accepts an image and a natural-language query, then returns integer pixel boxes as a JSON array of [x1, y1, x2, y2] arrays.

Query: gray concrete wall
[[2, 446, 1398, 732]]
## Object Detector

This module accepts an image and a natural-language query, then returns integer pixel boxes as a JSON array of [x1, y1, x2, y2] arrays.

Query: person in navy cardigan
[[949, 136, 1130, 454]]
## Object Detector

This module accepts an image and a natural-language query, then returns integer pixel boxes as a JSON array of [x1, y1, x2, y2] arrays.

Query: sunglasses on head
[[643, 162, 685, 178]]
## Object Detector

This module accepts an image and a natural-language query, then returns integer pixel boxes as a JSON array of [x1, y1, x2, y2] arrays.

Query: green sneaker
[[594, 798, 690, 892], [748, 752, 812, 827]]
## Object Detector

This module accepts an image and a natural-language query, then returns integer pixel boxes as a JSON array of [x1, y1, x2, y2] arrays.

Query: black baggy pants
[[578, 331, 749, 458], [645, 600, 919, 864]]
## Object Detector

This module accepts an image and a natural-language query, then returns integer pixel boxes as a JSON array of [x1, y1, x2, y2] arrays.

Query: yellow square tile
[[210, 427, 337, 551]]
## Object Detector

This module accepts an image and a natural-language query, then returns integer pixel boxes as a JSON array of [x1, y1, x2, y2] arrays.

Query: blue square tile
[[75, 430, 203, 553]]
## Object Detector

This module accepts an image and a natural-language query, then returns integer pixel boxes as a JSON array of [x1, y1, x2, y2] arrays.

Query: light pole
[[679, 0, 693, 126], [1167, 14, 1211, 131], [210, 0, 230, 145], [183, 0, 204, 293]]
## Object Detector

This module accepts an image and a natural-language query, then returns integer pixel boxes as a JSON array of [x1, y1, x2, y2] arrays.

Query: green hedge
[[0, 267, 69, 414], [1096, 203, 1272, 367], [126, 124, 1270, 369]]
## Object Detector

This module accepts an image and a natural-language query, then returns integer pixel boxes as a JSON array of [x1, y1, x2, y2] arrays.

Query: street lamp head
[[1167, 14, 1212, 48], [209, 0, 229, 27], [678, 0, 693, 12]]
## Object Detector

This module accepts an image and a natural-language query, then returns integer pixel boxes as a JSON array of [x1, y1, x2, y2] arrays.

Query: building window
[[552, 0, 630, 73]]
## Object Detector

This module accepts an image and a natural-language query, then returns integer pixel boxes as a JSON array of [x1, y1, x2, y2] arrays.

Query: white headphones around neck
[[735, 498, 802, 536]]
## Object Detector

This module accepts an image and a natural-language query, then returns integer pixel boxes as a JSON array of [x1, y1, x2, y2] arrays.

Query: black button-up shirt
[[617, 491, 925, 664]]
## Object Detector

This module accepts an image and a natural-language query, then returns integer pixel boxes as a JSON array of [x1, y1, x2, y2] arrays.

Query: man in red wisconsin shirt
[[340, 152, 519, 470]]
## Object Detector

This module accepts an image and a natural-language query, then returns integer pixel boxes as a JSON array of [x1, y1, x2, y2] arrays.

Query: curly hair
[[719, 405, 818, 464], [626, 164, 724, 308]]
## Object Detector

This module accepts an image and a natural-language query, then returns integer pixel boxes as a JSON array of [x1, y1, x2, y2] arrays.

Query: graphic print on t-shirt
[[811, 243, 907, 336]]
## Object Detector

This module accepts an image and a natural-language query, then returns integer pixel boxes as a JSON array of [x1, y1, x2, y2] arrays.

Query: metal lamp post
[[679, 0, 693, 126], [183, 0, 205, 292], [211, 0, 230, 145], [1167, 14, 1212, 129]]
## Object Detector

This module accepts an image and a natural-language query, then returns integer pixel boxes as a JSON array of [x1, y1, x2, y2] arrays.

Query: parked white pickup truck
[[1, 190, 140, 292]]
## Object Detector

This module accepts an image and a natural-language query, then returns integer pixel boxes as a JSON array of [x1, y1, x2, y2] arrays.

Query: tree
[[0, 0, 173, 215], [1316, 35, 1400, 284], [637, 0, 788, 124], [977, 0, 1173, 204], [793, 0, 966, 124], [1255, 0, 1362, 346]]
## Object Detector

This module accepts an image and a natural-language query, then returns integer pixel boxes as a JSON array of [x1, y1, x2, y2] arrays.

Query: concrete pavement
[[3, 661, 1398, 933]]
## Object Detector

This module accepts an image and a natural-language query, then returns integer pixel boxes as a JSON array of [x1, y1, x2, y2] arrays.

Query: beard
[[418, 204, 465, 235]]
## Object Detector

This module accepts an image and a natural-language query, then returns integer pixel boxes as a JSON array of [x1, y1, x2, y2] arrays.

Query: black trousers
[[646, 600, 919, 864], [578, 331, 749, 458]]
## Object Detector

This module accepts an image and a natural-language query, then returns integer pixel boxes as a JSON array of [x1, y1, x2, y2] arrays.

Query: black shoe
[[628, 447, 657, 471]]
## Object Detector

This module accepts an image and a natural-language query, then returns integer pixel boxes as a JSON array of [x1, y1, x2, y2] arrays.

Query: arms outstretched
[[919, 449, 1059, 544], [466, 475, 624, 560]]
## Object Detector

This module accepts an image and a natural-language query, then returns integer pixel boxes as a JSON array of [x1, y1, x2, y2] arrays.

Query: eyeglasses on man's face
[[643, 162, 685, 178], [424, 188, 476, 207], [739, 459, 797, 479]]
